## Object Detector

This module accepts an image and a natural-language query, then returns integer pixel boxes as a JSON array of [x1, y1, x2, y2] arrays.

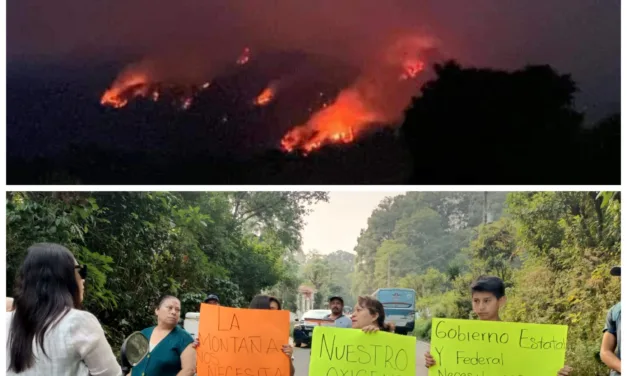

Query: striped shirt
[[6, 309, 122, 376]]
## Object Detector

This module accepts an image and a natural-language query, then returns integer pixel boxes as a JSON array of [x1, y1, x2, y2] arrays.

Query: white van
[[183, 312, 201, 339]]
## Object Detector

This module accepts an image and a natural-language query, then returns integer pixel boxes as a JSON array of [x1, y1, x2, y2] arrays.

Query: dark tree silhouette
[[400, 61, 607, 184], [7, 59, 619, 185]]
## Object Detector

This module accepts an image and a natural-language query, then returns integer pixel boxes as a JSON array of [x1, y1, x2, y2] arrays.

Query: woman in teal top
[[131, 295, 195, 376]]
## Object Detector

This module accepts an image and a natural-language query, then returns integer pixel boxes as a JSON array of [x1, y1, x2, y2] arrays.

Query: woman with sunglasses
[[6, 243, 121, 376]]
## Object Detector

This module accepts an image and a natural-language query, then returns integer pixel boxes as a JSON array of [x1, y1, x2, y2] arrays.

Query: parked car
[[292, 309, 333, 348]]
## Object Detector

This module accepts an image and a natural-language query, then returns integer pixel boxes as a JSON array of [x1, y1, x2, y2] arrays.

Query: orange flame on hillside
[[400, 59, 425, 80], [101, 73, 151, 108], [280, 89, 382, 154], [281, 35, 432, 154], [254, 85, 276, 106]]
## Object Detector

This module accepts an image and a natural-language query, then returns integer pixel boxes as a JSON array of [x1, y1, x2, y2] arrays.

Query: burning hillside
[[101, 48, 250, 110], [101, 80, 209, 110], [100, 36, 437, 155], [254, 82, 278, 106], [279, 36, 435, 154]]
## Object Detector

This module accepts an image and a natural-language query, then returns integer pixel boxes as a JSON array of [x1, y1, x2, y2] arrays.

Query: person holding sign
[[249, 295, 296, 376], [424, 276, 574, 375], [324, 296, 353, 328], [130, 295, 196, 376], [600, 266, 621, 376], [308, 296, 416, 376], [351, 295, 396, 333], [203, 294, 220, 306]]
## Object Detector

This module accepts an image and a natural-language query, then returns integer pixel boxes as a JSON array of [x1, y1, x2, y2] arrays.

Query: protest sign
[[310, 326, 416, 376], [429, 318, 568, 376], [197, 304, 290, 376]]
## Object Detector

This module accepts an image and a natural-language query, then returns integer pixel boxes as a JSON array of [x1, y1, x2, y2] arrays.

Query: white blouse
[[6, 309, 122, 376]]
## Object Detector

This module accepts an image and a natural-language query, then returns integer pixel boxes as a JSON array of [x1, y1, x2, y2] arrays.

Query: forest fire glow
[[281, 43, 428, 154], [101, 73, 151, 108], [400, 59, 425, 80], [237, 47, 251, 65], [254, 86, 275, 106], [100, 35, 433, 154], [280, 89, 380, 154]]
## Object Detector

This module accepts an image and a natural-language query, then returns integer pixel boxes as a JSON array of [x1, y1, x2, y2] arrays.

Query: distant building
[[296, 285, 316, 317]]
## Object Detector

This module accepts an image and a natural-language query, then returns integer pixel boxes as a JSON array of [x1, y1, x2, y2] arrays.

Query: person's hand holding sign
[[424, 351, 436, 367], [282, 344, 293, 358], [557, 365, 573, 376], [361, 325, 380, 333]]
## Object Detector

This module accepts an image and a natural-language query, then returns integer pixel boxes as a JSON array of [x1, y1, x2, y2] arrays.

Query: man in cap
[[600, 266, 621, 375], [204, 294, 220, 305], [324, 296, 352, 328]]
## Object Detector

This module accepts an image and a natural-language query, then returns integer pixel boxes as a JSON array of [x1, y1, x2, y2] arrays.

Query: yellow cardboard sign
[[429, 318, 568, 376], [310, 326, 416, 376]]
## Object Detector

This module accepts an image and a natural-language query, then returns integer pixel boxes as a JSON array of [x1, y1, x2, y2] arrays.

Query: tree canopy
[[350, 191, 620, 375], [6, 191, 328, 349], [401, 61, 619, 184], [6, 190, 620, 375]]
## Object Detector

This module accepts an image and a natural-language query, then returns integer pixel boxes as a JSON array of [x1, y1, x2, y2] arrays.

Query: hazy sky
[[8, 0, 620, 111], [301, 192, 405, 255]]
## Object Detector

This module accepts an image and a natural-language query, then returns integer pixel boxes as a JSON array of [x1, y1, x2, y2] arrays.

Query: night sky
[[8, 0, 620, 114]]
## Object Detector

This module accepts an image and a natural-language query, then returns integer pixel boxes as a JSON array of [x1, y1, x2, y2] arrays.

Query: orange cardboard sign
[[197, 304, 291, 376]]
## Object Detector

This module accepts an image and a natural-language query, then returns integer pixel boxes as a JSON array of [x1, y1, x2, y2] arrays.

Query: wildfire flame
[[400, 59, 425, 80], [101, 73, 151, 108], [182, 97, 193, 110], [237, 47, 251, 65], [280, 36, 431, 154], [280, 89, 382, 154], [254, 86, 275, 106]]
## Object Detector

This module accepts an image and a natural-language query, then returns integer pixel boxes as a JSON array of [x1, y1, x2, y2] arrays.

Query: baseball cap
[[610, 266, 621, 276], [329, 296, 344, 304], [204, 294, 220, 303]]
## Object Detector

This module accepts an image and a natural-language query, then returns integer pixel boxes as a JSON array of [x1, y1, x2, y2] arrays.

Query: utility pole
[[483, 191, 488, 224], [387, 255, 391, 287]]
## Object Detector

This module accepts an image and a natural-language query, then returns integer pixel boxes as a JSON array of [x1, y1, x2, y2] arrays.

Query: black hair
[[470, 276, 506, 299], [249, 295, 282, 311], [357, 296, 394, 332], [156, 295, 179, 308], [268, 296, 282, 310], [8, 243, 81, 372], [249, 295, 272, 309]]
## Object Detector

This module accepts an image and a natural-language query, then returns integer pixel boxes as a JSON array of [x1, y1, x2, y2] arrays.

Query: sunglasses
[[75, 265, 87, 280]]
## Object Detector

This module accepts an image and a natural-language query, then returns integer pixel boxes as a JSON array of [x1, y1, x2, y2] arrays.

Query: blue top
[[132, 325, 194, 376], [603, 302, 621, 376]]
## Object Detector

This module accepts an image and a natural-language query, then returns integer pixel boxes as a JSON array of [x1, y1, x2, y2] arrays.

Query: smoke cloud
[[8, 0, 620, 119]]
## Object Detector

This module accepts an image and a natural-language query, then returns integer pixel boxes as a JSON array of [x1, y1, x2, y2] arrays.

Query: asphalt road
[[292, 339, 430, 376]]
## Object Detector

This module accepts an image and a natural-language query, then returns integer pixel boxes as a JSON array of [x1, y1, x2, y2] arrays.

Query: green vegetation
[[300, 250, 356, 309], [6, 191, 620, 375], [6, 191, 328, 350], [350, 192, 620, 375]]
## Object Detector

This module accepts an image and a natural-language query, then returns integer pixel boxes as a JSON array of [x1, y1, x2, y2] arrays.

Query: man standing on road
[[600, 266, 621, 375], [324, 296, 352, 328]]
